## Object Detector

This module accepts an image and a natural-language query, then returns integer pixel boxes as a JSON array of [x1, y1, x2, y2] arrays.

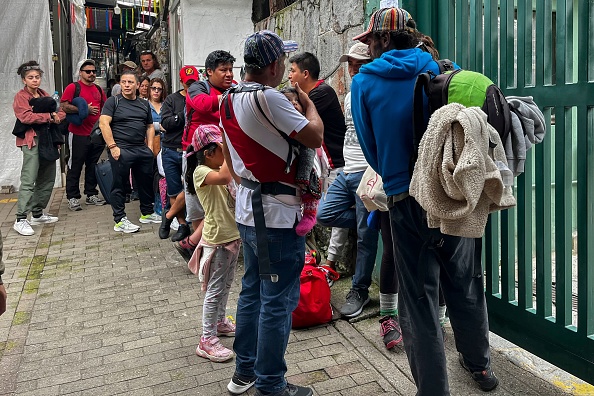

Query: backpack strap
[[73, 82, 81, 98], [411, 72, 432, 177], [223, 84, 299, 174], [240, 176, 297, 283], [251, 90, 299, 174], [436, 59, 455, 73], [94, 83, 105, 108]]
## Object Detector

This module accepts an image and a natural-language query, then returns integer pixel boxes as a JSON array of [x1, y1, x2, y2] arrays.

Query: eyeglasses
[[82, 70, 97, 74], [150, 87, 163, 92]]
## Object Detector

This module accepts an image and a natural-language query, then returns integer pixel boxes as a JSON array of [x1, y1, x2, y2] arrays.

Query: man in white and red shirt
[[220, 30, 323, 396], [173, 51, 236, 248], [61, 59, 107, 211]]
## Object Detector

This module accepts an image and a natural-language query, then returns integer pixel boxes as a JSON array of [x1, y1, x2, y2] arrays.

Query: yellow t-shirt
[[193, 165, 240, 245]]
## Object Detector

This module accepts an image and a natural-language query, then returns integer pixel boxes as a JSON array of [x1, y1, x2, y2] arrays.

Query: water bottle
[[51, 91, 60, 112]]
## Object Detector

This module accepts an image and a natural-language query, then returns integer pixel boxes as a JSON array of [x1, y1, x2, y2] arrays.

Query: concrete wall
[[180, 0, 254, 69], [255, 0, 368, 101]]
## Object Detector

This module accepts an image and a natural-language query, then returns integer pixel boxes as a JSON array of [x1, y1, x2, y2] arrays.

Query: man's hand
[[0, 284, 6, 316], [88, 103, 100, 116], [110, 146, 121, 160]]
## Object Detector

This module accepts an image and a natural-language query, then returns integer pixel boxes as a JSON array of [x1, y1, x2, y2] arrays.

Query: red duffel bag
[[292, 251, 339, 329]]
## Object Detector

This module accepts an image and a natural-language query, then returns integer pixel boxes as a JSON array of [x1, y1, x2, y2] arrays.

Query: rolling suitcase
[[95, 159, 113, 204]]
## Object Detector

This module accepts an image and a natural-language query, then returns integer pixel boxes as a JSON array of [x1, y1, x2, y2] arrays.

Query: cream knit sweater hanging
[[409, 103, 516, 238]]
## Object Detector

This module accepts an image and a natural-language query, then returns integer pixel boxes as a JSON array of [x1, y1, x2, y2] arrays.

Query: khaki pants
[[16, 139, 56, 220]]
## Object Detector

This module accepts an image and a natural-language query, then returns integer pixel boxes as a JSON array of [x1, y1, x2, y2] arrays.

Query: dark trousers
[[108, 146, 154, 223], [389, 196, 491, 396], [66, 133, 105, 199]]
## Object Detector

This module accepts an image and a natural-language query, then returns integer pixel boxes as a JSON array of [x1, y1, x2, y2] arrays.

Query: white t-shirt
[[342, 92, 369, 174], [221, 86, 310, 229]]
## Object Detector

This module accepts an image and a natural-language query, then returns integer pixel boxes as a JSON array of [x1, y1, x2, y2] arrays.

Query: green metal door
[[402, 0, 594, 383]]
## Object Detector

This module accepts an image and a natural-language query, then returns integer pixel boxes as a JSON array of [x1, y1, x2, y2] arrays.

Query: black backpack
[[411, 60, 512, 174]]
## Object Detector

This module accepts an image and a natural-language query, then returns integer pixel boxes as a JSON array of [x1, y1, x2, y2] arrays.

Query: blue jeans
[[316, 170, 379, 297], [161, 147, 183, 197], [234, 224, 305, 394]]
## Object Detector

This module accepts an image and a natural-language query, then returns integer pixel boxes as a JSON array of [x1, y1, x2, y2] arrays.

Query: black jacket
[[12, 97, 64, 161], [160, 90, 186, 149]]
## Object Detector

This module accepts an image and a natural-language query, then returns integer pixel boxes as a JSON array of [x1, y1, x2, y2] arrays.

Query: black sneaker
[[174, 244, 192, 262], [227, 371, 257, 394], [340, 290, 370, 318], [459, 353, 499, 392], [130, 190, 139, 201], [255, 383, 313, 396], [171, 223, 191, 242], [158, 211, 173, 239], [379, 315, 402, 349]]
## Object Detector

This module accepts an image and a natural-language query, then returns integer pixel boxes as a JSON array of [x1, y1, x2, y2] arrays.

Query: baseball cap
[[79, 59, 96, 70], [192, 124, 222, 152], [352, 7, 414, 43], [244, 30, 296, 68], [119, 60, 138, 70], [339, 42, 371, 62], [179, 65, 199, 84]]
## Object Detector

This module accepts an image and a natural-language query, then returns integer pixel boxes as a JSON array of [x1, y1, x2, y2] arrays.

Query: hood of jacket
[[360, 48, 435, 80]]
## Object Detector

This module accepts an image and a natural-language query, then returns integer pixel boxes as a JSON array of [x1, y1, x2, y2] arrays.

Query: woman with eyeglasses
[[148, 78, 168, 216], [12, 61, 65, 236], [148, 78, 168, 135]]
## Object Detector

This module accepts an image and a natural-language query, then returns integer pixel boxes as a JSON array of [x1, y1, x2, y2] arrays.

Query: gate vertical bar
[[576, 0, 594, 338], [552, 0, 572, 327]]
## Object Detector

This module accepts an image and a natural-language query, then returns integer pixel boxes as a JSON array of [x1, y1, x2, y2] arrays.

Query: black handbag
[[89, 120, 104, 145]]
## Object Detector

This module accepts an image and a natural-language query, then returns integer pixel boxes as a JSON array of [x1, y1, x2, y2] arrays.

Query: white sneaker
[[68, 198, 82, 211], [171, 217, 180, 231], [30, 213, 59, 225], [114, 217, 140, 233], [139, 213, 162, 224], [14, 219, 34, 236]]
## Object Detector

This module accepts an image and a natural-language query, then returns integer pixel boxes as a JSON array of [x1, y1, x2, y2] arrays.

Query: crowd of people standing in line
[[9, 7, 500, 396]]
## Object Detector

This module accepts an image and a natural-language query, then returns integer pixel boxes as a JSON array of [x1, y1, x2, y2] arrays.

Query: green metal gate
[[394, 0, 594, 384]]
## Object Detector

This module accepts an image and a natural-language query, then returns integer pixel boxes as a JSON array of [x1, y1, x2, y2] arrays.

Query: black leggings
[[380, 210, 445, 306], [379, 211, 398, 294]]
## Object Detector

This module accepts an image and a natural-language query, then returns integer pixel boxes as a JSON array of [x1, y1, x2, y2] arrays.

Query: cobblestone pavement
[[0, 188, 584, 395]]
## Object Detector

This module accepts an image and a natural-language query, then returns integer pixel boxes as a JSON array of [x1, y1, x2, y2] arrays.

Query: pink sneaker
[[379, 315, 403, 350], [196, 336, 234, 362], [217, 317, 236, 337]]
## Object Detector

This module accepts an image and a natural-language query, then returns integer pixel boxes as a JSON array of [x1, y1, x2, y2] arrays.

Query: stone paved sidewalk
[[0, 188, 585, 395]]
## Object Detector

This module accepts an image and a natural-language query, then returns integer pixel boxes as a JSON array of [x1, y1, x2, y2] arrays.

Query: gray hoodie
[[505, 96, 546, 176]]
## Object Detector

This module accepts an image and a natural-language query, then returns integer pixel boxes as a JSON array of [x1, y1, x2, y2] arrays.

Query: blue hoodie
[[351, 48, 440, 196]]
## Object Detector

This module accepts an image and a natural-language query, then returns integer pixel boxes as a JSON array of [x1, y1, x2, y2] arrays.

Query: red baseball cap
[[180, 65, 199, 84]]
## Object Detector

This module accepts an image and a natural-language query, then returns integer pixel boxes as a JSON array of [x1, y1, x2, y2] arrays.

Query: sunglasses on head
[[81, 69, 97, 74], [150, 86, 163, 92], [23, 65, 41, 71]]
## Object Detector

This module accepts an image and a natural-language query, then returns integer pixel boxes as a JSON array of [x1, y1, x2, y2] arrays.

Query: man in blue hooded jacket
[[350, 7, 499, 395]]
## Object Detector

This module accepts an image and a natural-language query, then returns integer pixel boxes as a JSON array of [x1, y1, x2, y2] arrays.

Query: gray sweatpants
[[202, 245, 239, 338]]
